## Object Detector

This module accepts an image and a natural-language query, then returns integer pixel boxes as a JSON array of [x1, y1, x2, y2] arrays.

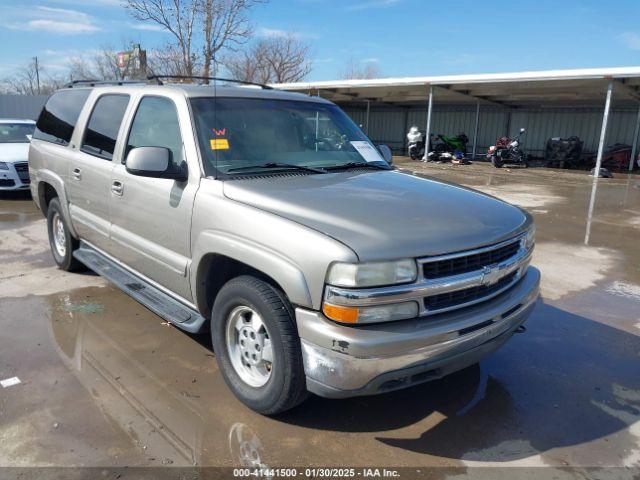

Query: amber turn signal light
[[322, 303, 359, 324]]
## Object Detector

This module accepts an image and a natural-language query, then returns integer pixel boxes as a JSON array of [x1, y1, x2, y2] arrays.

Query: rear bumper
[[295, 266, 540, 399]]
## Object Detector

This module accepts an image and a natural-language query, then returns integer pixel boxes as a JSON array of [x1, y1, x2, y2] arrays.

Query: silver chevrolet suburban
[[29, 80, 539, 415]]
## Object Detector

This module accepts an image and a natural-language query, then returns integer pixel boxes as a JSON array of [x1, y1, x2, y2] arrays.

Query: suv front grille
[[422, 240, 521, 279], [424, 271, 518, 312]]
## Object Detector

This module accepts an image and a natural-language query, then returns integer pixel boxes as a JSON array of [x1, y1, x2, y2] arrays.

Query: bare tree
[[67, 56, 98, 82], [126, 0, 199, 76], [340, 57, 381, 80], [147, 44, 191, 77], [225, 35, 311, 84], [126, 0, 266, 79], [199, 0, 265, 79], [66, 43, 142, 82], [1, 59, 62, 95]]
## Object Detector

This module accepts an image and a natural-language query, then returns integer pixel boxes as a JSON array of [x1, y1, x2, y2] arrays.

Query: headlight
[[0, 162, 9, 170], [521, 226, 535, 251], [326, 259, 417, 288], [323, 301, 419, 324]]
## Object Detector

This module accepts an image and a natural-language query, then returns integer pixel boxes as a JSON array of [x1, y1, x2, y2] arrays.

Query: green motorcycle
[[427, 133, 469, 162]]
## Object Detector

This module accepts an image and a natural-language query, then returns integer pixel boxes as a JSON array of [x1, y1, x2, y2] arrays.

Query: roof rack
[[147, 75, 273, 90], [64, 79, 150, 88]]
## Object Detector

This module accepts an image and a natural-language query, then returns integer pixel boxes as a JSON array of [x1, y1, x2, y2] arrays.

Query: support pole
[[629, 103, 640, 172], [34, 56, 40, 95], [472, 100, 480, 160], [365, 100, 371, 135], [585, 80, 614, 245], [423, 85, 433, 161]]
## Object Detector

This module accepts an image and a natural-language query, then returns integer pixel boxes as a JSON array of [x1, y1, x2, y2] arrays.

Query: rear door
[[67, 93, 131, 252], [109, 94, 198, 301]]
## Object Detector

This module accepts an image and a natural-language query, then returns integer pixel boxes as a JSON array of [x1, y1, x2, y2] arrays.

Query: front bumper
[[296, 266, 540, 398], [0, 163, 30, 191]]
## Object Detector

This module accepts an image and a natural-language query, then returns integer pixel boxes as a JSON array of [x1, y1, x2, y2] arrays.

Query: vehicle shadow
[[276, 300, 640, 462], [0, 190, 32, 201]]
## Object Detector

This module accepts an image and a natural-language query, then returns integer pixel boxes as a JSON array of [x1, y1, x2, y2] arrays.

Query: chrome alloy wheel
[[52, 212, 67, 258], [225, 306, 273, 387]]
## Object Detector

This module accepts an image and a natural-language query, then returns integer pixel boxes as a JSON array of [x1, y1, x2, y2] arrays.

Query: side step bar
[[73, 242, 207, 333]]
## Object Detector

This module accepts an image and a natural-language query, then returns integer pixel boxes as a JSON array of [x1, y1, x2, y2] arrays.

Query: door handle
[[111, 181, 124, 196], [72, 168, 81, 180]]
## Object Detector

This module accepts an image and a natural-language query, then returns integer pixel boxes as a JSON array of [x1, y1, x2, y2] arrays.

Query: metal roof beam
[[614, 78, 640, 102], [436, 85, 512, 108]]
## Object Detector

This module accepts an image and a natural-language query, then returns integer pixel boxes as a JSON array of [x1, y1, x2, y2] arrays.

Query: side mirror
[[520, 128, 526, 134], [125, 147, 187, 181], [377, 144, 393, 165]]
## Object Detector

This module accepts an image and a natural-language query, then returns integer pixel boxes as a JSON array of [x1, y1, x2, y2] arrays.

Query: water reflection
[[229, 423, 270, 470], [44, 285, 640, 467]]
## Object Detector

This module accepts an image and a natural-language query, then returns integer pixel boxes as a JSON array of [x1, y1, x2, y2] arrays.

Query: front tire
[[211, 276, 308, 415], [47, 198, 82, 271]]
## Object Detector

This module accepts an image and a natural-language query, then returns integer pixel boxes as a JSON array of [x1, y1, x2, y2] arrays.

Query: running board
[[73, 242, 207, 333]]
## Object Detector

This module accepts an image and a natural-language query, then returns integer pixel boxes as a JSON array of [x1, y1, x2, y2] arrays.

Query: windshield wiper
[[324, 161, 392, 171], [227, 162, 327, 174]]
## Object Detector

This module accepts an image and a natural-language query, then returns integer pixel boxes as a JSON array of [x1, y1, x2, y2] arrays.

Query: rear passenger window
[[126, 96, 183, 166], [81, 94, 130, 161], [33, 89, 91, 146]]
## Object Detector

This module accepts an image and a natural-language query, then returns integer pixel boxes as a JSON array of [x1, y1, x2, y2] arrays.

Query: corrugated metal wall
[[344, 105, 640, 156], [0, 95, 48, 120]]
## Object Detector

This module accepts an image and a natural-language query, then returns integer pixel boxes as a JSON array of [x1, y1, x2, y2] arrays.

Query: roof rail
[[64, 79, 151, 88], [147, 75, 273, 90]]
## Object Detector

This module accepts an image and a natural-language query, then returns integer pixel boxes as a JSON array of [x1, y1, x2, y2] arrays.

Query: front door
[[67, 94, 131, 252], [109, 95, 197, 301]]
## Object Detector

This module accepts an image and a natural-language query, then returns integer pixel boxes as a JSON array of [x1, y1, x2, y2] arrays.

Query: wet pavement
[[0, 163, 639, 477]]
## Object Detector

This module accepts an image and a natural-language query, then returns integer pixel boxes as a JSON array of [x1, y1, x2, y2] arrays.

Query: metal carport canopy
[[272, 66, 640, 107], [273, 66, 640, 172]]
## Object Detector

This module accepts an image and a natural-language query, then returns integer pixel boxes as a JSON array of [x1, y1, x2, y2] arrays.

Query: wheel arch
[[192, 231, 313, 320], [35, 170, 79, 238]]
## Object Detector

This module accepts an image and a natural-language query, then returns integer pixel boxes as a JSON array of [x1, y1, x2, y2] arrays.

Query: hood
[[0, 143, 30, 163], [223, 170, 530, 260]]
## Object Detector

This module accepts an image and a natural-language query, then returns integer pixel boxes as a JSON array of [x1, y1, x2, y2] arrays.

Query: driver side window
[[126, 96, 183, 167]]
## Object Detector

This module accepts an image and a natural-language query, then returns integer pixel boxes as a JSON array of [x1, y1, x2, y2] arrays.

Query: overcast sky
[[1, 0, 639, 81]]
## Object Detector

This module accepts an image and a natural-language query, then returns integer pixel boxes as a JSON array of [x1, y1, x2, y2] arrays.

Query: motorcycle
[[406, 126, 425, 160], [488, 128, 527, 168], [426, 133, 469, 162]]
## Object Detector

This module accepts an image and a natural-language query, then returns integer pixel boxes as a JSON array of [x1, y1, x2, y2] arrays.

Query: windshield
[[0, 123, 35, 144], [190, 97, 388, 176]]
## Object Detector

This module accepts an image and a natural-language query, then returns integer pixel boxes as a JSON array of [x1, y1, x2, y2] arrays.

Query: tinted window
[[126, 96, 183, 166], [33, 89, 91, 146], [81, 95, 130, 161]]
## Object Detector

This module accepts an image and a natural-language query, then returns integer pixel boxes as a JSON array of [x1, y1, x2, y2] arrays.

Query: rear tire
[[47, 198, 82, 271], [211, 275, 308, 415], [491, 155, 503, 168]]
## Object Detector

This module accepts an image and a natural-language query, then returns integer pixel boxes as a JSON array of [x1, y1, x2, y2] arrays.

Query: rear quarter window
[[33, 89, 91, 146]]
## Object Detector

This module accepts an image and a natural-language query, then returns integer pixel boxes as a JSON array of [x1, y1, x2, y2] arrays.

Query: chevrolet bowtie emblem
[[481, 265, 502, 286]]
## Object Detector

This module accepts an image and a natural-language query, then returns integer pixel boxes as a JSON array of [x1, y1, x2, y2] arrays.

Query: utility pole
[[34, 56, 41, 94]]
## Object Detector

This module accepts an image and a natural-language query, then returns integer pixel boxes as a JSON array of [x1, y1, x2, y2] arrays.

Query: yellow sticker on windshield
[[210, 138, 229, 150]]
